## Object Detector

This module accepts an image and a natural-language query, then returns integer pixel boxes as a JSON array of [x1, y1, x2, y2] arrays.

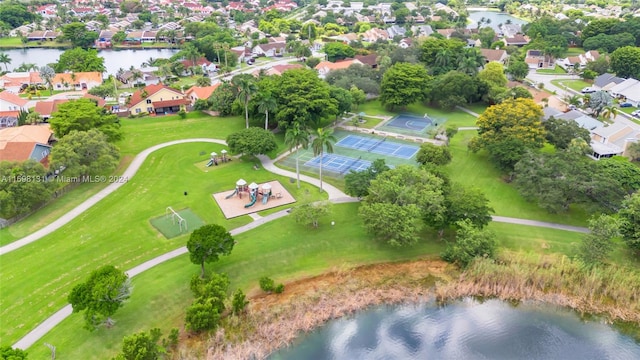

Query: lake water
[[269, 298, 640, 360], [1, 48, 179, 76], [468, 10, 528, 32]]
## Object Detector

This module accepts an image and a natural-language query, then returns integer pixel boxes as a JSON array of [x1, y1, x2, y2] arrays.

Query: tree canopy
[[68, 265, 131, 330], [619, 193, 640, 255], [610, 46, 640, 79], [54, 48, 106, 73], [0, 1, 37, 28], [543, 117, 591, 150], [380, 62, 432, 110], [50, 129, 120, 180], [62, 22, 98, 49], [441, 219, 497, 268], [323, 42, 356, 62], [0, 160, 53, 218], [470, 98, 545, 171], [416, 143, 452, 166], [226, 127, 277, 157], [186, 224, 235, 278], [344, 159, 390, 198], [49, 98, 122, 141]]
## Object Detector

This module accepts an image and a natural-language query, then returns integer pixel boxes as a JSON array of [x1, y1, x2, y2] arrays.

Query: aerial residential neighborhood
[[1, 0, 640, 358]]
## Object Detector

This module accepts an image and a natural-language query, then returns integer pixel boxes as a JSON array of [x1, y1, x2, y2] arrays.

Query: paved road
[[7, 138, 588, 350]]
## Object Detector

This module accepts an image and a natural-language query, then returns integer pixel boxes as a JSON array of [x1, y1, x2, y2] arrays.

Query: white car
[[581, 87, 596, 94], [631, 110, 640, 118]]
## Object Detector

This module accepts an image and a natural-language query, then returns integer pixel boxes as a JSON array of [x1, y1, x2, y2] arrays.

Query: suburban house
[[0, 124, 54, 166], [0, 91, 29, 111], [253, 64, 303, 77], [180, 57, 218, 74], [314, 59, 363, 78], [590, 122, 640, 159], [361, 28, 388, 42], [251, 43, 286, 57], [34, 94, 106, 120], [117, 68, 161, 88], [525, 50, 554, 69], [479, 49, 509, 64], [411, 25, 433, 37], [124, 31, 158, 44], [26, 30, 60, 42], [0, 111, 19, 128], [95, 30, 114, 48], [0, 72, 43, 94], [354, 54, 378, 68], [387, 25, 406, 39], [127, 84, 189, 115], [185, 84, 220, 105], [593, 73, 625, 91], [557, 50, 600, 71], [52, 72, 103, 91], [504, 34, 530, 47], [608, 78, 640, 107], [230, 46, 251, 63]]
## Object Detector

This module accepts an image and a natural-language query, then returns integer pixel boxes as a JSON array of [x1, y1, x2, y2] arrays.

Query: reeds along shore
[[179, 255, 639, 360]]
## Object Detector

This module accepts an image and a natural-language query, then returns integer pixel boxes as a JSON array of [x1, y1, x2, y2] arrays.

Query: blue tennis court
[[385, 114, 433, 131], [335, 134, 419, 159], [305, 153, 372, 174]]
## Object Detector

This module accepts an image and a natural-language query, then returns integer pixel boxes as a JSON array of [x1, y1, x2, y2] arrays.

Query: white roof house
[[609, 78, 640, 106]]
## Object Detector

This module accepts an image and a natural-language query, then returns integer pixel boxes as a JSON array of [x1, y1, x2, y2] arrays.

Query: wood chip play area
[[212, 180, 296, 219]]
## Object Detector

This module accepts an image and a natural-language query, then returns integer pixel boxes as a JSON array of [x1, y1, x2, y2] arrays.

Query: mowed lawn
[[26, 202, 597, 359], [357, 100, 478, 129], [0, 143, 326, 344], [0, 113, 245, 245]]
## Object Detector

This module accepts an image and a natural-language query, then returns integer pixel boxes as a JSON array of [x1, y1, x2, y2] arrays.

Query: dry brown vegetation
[[171, 255, 640, 360]]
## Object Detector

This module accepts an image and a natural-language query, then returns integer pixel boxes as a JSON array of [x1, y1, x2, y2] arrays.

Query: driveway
[[24, 91, 86, 108]]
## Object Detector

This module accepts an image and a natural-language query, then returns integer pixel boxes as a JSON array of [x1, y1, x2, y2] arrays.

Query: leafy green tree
[[441, 219, 497, 268], [380, 62, 432, 110], [274, 69, 337, 128], [232, 74, 258, 128], [478, 62, 508, 88], [619, 193, 640, 255], [329, 86, 353, 119], [88, 83, 117, 98], [0, 346, 27, 360], [610, 46, 640, 79], [579, 214, 619, 265], [209, 82, 237, 116], [359, 165, 445, 246], [195, 76, 211, 87], [226, 127, 277, 157], [496, 86, 533, 103], [185, 301, 220, 332], [68, 265, 131, 330], [111, 31, 126, 44], [62, 22, 98, 49], [344, 159, 390, 198], [113, 328, 162, 360], [427, 183, 494, 235], [543, 117, 591, 150], [349, 85, 366, 110], [0, 160, 53, 218], [231, 289, 249, 315], [595, 157, 640, 195], [323, 42, 356, 62], [470, 98, 545, 171], [292, 201, 331, 228], [430, 71, 487, 108], [187, 225, 235, 278], [50, 129, 119, 180], [0, 1, 37, 28], [585, 56, 609, 75], [325, 64, 380, 95], [311, 128, 337, 193], [259, 277, 275, 292], [54, 48, 106, 73], [49, 98, 122, 141], [583, 33, 636, 53], [419, 37, 466, 71], [284, 123, 310, 188], [416, 143, 452, 166], [506, 60, 529, 81]]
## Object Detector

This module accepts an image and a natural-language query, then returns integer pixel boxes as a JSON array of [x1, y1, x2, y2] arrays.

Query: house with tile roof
[[479, 49, 509, 64], [51, 72, 103, 91], [0, 124, 54, 165], [503, 34, 530, 47], [185, 84, 221, 105], [252, 64, 303, 77], [251, 43, 287, 57], [127, 84, 189, 115], [314, 59, 363, 78], [0, 91, 29, 111], [0, 72, 43, 94], [34, 94, 106, 120], [0, 111, 19, 128]]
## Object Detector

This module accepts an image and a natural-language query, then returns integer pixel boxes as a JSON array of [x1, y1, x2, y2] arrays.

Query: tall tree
[[50, 129, 120, 180], [232, 74, 258, 128], [39, 65, 55, 93], [470, 98, 545, 171], [226, 127, 277, 157], [441, 219, 497, 268], [380, 62, 432, 110], [284, 123, 310, 188], [349, 85, 366, 110], [610, 46, 640, 79], [209, 82, 237, 116], [344, 159, 390, 198], [256, 91, 277, 130], [68, 265, 131, 330], [311, 128, 337, 193], [49, 98, 122, 141], [579, 214, 619, 265], [0, 160, 53, 218], [619, 193, 640, 255], [543, 117, 591, 150], [62, 22, 98, 49], [0, 52, 11, 71], [416, 143, 452, 166], [506, 60, 529, 81], [186, 224, 235, 278], [54, 48, 106, 73]]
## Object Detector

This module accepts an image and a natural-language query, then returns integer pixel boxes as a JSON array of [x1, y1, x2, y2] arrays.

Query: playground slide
[[244, 193, 257, 208], [225, 189, 238, 199], [262, 193, 269, 205], [206, 159, 214, 167]]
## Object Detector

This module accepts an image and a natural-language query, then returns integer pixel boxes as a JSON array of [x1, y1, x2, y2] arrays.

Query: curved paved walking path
[[7, 138, 587, 350]]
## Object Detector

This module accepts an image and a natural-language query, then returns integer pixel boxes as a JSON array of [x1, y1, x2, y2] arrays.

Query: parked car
[[581, 87, 596, 94], [631, 110, 640, 118], [620, 102, 633, 108]]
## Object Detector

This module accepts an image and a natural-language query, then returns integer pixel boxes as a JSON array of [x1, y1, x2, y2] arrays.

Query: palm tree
[[0, 52, 11, 71], [142, 57, 156, 68], [39, 65, 55, 93], [435, 48, 452, 69], [284, 123, 310, 188], [256, 91, 277, 130], [196, 76, 211, 87], [233, 75, 258, 128], [601, 105, 618, 121], [311, 127, 337, 193]]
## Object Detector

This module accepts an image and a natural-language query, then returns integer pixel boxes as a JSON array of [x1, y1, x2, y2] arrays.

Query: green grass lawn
[[0, 38, 71, 48], [0, 142, 327, 344], [565, 47, 585, 56], [551, 79, 592, 93], [357, 100, 477, 129], [536, 65, 567, 75], [446, 130, 588, 226]]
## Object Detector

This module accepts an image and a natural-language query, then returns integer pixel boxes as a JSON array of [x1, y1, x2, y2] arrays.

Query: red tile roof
[[0, 91, 29, 107], [186, 84, 220, 100]]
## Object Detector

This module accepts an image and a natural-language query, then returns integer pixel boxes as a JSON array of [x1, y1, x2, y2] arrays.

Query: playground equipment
[[166, 206, 187, 233], [206, 152, 218, 167], [226, 179, 247, 199], [244, 182, 259, 208], [220, 149, 229, 163], [261, 183, 272, 205]]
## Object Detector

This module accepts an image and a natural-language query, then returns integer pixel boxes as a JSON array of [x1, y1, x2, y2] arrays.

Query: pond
[[269, 298, 640, 359], [1, 48, 179, 76], [467, 10, 528, 32]]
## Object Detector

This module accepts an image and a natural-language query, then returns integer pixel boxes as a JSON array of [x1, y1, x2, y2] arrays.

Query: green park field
[[4, 101, 633, 359]]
